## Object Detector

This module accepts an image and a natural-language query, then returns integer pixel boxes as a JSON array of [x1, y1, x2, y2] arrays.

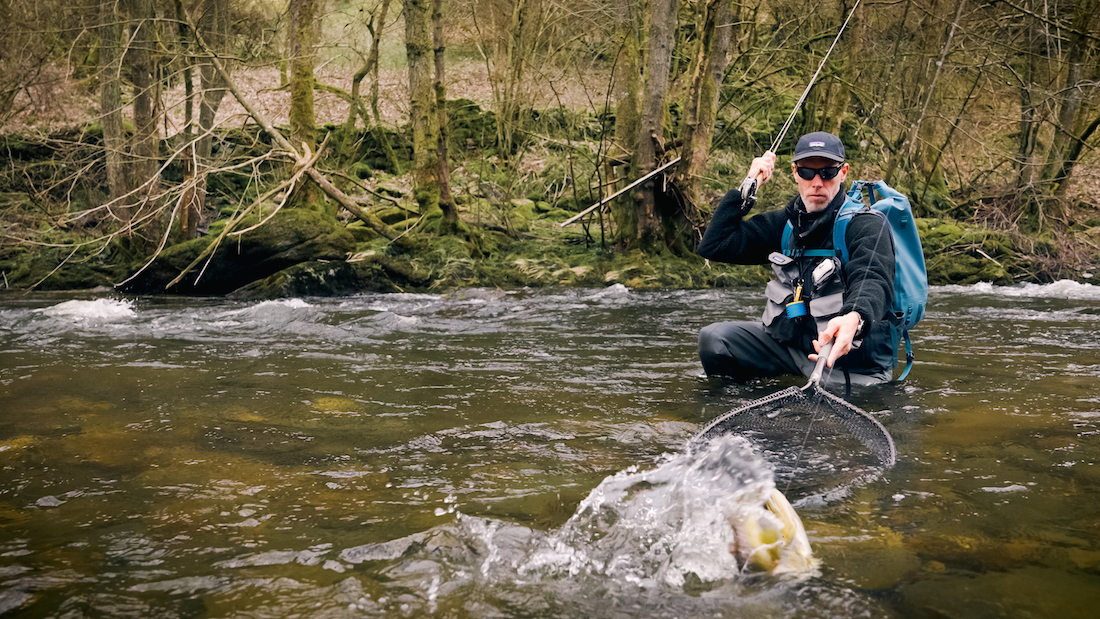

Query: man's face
[[792, 156, 849, 212]]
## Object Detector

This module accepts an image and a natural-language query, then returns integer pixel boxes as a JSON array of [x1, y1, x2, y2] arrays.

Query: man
[[697, 131, 896, 385]]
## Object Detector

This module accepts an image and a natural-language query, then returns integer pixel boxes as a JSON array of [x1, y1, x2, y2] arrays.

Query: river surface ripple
[[1, 282, 1099, 618]]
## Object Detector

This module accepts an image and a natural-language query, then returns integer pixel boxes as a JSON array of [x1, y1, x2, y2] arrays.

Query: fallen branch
[[158, 137, 330, 290], [560, 157, 682, 227], [161, 162, 307, 290], [974, 247, 1002, 266]]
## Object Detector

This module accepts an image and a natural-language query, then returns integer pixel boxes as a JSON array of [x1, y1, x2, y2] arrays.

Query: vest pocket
[[763, 279, 802, 344], [808, 291, 844, 318]]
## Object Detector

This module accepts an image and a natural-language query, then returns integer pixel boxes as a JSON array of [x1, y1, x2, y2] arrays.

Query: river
[[1, 282, 1098, 618]]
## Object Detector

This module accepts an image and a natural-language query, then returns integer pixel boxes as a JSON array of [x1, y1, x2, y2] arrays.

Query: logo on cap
[[809, 141, 825, 148]]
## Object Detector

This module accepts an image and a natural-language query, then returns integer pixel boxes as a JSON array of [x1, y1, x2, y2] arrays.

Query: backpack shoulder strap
[[831, 191, 874, 262]]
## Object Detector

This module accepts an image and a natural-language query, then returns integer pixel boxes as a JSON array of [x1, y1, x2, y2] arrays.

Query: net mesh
[[692, 383, 896, 498]]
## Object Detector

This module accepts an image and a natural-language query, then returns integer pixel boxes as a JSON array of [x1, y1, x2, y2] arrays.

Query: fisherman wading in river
[[697, 132, 897, 386]]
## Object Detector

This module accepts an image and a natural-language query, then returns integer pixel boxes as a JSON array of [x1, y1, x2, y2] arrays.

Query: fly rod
[[738, 0, 862, 209]]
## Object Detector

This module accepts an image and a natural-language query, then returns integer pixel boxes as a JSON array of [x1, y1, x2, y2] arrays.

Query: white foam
[[36, 299, 135, 320], [521, 434, 800, 586], [980, 484, 1028, 493], [593, 283, 631, 298], [936, 280, 1100, 300]]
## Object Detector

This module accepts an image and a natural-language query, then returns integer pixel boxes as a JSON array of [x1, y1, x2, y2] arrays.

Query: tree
[[129, 0, 161, 245], [607, 0, 643, 247], [99, 0, 128, 207], [1037, 0, 1099, 200], [632, 0, 678, 250], [675, 0, 735, 231], [402, 0, 459, 232], [432, 0, 458, 231], [287, 0, 326, 214], [95, 0, 163, 245], [191, 0, 232, 237]]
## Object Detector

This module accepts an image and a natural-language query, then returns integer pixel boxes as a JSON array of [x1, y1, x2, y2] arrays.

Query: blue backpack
[[781, 180, 928, 380]]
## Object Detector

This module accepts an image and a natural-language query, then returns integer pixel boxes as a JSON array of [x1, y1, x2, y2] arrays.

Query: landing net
[[692, 382, 896, 497]]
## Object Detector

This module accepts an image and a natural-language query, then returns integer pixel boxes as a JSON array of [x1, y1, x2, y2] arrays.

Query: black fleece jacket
[[698, 186, 894, 339]]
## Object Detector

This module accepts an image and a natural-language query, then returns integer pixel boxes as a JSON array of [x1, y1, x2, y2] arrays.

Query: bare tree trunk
[[287, 0, 325, 213], [129, 0, 161, 245], [432, 0, 458, 231], [173, 0, 201, 239], [822, 0, 859, 136], [194, 0, 229, 234], [345, 0, 392, 129], [1039, 0, 1098, 199], [609, 0, 642, 243], [403, 0, 442, 217], [368, 0, 392, 124], [677, 0, 732, 219], [497, 0, 536, 157], [1015, 10, 1043, 192], [901, 0, 965, 199], [612, 0, 642, 162], [635, 0, 678, 249], [879, 0, 917, 185], [99, 0, 129, 208], [288, 0, 317, 154]]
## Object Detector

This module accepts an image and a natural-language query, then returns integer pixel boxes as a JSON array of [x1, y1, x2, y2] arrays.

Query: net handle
[[807, 342, 833, 387]]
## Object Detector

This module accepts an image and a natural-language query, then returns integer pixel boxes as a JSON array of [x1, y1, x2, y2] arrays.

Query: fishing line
[[783, 196, 894, 494]]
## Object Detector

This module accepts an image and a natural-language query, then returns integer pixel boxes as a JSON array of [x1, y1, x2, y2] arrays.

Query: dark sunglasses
[[795, 165, 843, 181]]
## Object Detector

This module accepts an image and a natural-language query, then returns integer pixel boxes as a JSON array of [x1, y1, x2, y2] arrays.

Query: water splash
[[522, 433, 811, 587], [34, 298, 135, 320], [937, 280, 1100, 300], [341, 434, 814, 602]]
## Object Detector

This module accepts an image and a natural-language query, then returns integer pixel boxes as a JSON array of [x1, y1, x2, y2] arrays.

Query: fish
[[729, 487, 818, 575]]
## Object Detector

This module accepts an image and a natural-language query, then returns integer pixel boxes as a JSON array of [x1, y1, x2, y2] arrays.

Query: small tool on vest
[[786, 283, 807, 319], [811, 258, 835, 288]]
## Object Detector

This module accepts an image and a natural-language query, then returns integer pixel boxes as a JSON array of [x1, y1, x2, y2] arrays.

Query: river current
[[1, 282, 1099, 618]]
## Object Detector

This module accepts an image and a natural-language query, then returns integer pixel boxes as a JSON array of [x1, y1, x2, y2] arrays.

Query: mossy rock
[[350, 162, 372, 180], [445, 99, 498, 152], [356, 126, 412, 173], [706, 265, 772, 288], [926, 253, 1013, 285], [119, 209, 356, 295], [345, 221, 379, 243], [1, 244, 124, 291], [376, 205, 417, 226], [228, 260, 402, 299], [538, 208, 575, 222]]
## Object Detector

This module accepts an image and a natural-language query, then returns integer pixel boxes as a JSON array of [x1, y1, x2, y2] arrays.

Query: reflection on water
[[1, 283, 1099, 618]]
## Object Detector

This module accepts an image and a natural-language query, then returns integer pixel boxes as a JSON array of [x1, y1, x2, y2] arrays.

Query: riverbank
[[2, 107, 1098, 296], [2, 196, 1095, 297]]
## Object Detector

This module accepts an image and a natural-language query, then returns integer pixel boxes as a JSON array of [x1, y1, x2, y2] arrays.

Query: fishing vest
[[762, 214, 899, 376], [761, 251, 847, 349]]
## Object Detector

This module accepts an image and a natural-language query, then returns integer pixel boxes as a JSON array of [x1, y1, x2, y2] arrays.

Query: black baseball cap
[[792, 131, 845, 163]]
